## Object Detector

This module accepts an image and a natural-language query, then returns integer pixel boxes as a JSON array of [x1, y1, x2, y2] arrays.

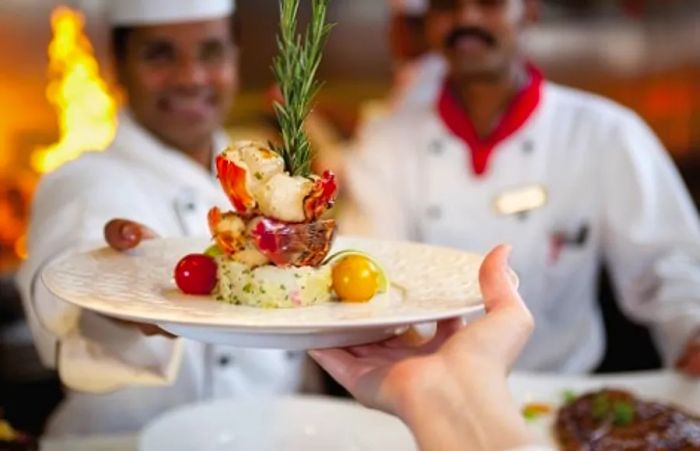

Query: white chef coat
[[344, 78, 700, 373], [16, 111, 306, 436], [391, 52, 447, 113]]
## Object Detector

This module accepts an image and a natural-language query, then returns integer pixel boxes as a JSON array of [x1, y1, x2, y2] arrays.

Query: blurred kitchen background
[[1, 0, 700, 436]]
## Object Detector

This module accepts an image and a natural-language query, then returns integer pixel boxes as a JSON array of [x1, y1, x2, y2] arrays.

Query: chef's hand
[[676, 331, 700, 377], [104, 219, 158, 251], [102, 219, 174, 338], [309, 246, 535, 451]]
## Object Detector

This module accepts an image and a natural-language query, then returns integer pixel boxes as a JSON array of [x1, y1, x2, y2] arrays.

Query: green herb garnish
[[521, 403, 553, 422], [271, 0, 334, 177], [522, 410, 539, 422], [590, 393, 635, 426], [562, 390, 577, 405], [204, 243, 224, 257], [612, 400, 635, 426], [592, 393, 611, 420], [242, 283, 253, 294]]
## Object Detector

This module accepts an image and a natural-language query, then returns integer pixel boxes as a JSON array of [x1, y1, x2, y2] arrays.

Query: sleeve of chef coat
[[340, 116, 418, 240], [15, 157, 183, 393], [601, 110, 700, 366]]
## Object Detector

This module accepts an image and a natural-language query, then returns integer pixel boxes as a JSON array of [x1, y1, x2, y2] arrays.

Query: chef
[[386, 0, 447, 113], [16, 0, 308, 436], [344, 0, 700, 375]]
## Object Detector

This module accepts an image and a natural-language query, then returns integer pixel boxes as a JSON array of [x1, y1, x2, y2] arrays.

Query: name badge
[[494, 184, 548, 216]]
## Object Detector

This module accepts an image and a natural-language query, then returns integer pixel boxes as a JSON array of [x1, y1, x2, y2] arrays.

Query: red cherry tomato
[[174, 254, 217, 295]]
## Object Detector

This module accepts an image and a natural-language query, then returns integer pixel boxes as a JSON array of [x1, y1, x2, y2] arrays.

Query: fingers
[[434, 318, 465, 340], [676, 340, 700, 377], [423, 318, 465, 352], [309, 348, 393, 414], [108, 318, 176, 338], [679, 361, 700, 377], [308, 349, 361, 391], [383, 326, 433, 349], [677, 358, 700, 377], [104, 219, 157, 251], [137, 323, 177, 339]]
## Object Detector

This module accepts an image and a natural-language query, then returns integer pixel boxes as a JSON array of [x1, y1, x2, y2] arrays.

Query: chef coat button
[[286, 351, 301, 360], [218, 355, 234, 367], [426, 205, 442, 220], [522, 140, 534, 154], [186, 202, 196, 211], [429, 140, 444, 156]]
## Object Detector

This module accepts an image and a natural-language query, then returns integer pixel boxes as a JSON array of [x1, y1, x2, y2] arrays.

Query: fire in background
[[0, 6, 117, 267], [31, 6, 118, 174]]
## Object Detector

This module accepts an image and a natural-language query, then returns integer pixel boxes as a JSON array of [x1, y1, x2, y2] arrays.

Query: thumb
[[469, 245, 534, 365], [479, 245, 522, 313], [104, 219, 157, 251]]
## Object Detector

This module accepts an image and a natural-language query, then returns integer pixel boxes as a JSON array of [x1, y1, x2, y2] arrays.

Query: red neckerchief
[[437, 64, 544, 176]]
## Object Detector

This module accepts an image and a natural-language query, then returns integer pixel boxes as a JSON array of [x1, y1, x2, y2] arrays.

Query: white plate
[[42, 236, 498, 349], [509, 370, 700, 448], [139, 395, 416, 451]]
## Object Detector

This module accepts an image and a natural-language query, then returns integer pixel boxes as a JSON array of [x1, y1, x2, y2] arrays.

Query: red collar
[[437, 64, 544, 176]]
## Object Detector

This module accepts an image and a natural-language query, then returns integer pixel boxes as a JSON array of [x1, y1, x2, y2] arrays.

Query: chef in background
[[17, 0, 310, 436], [344, 0, 700, 375], [386, 0, 447, 114]]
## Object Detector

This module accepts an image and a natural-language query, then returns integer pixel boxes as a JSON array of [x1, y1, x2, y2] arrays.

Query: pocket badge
[[493, 184, 548, 216]]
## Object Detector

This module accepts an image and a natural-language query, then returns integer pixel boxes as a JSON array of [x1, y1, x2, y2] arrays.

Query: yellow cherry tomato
[[332, 255, 380, 303]]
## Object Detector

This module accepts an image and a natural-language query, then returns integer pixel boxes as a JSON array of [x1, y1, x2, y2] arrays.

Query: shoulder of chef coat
[[542, 82, 699, 230], [21, 150, 154, 283], [31, 151, 144, 233], [542, 82, 649, 137], [343, 107, 434, 239], [355, 106, 434, 157], [350, 106, 437, 194], [546, 82, 680, 175], [535, 81, 683, 182], [35, 150, 133, 201]]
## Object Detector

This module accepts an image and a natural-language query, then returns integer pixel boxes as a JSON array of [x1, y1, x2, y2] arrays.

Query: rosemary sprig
[[272, 0, 334, 177]]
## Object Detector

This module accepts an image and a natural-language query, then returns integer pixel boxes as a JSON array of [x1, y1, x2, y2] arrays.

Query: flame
[[32, 6, 118, 174], [14, 234, 28, 261]]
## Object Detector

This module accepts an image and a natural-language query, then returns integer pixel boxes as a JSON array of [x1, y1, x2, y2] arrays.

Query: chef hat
[[108, 0, 235, 27], [389, 0, 428, 15]]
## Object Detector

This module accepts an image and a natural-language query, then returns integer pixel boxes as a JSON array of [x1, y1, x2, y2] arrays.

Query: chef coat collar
[[109, 109, 228, 191], [437, 62, 543, 176]]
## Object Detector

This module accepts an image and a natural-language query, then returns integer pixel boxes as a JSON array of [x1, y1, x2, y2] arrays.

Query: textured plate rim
[[40, 236, 505, 331]]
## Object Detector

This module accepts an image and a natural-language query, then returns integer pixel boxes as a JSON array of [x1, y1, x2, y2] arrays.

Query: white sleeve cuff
[[58, 312, 183, 393]]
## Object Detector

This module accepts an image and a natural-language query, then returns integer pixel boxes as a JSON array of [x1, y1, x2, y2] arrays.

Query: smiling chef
[[16, 0, 309, 437], [344, 0, 700, 376]]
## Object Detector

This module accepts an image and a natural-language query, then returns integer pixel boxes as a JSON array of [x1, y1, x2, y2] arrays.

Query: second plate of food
[[509, 371, 700, 449]]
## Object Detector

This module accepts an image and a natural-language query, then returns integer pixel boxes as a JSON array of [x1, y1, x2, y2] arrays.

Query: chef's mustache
[[445, 27, 497, 49]]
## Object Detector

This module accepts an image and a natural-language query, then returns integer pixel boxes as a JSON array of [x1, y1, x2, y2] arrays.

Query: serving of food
[[511, 372, 700, 451], [555, 389, 700, 450], [172, 0, 387, 308], [172, 141, 387, 308]]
